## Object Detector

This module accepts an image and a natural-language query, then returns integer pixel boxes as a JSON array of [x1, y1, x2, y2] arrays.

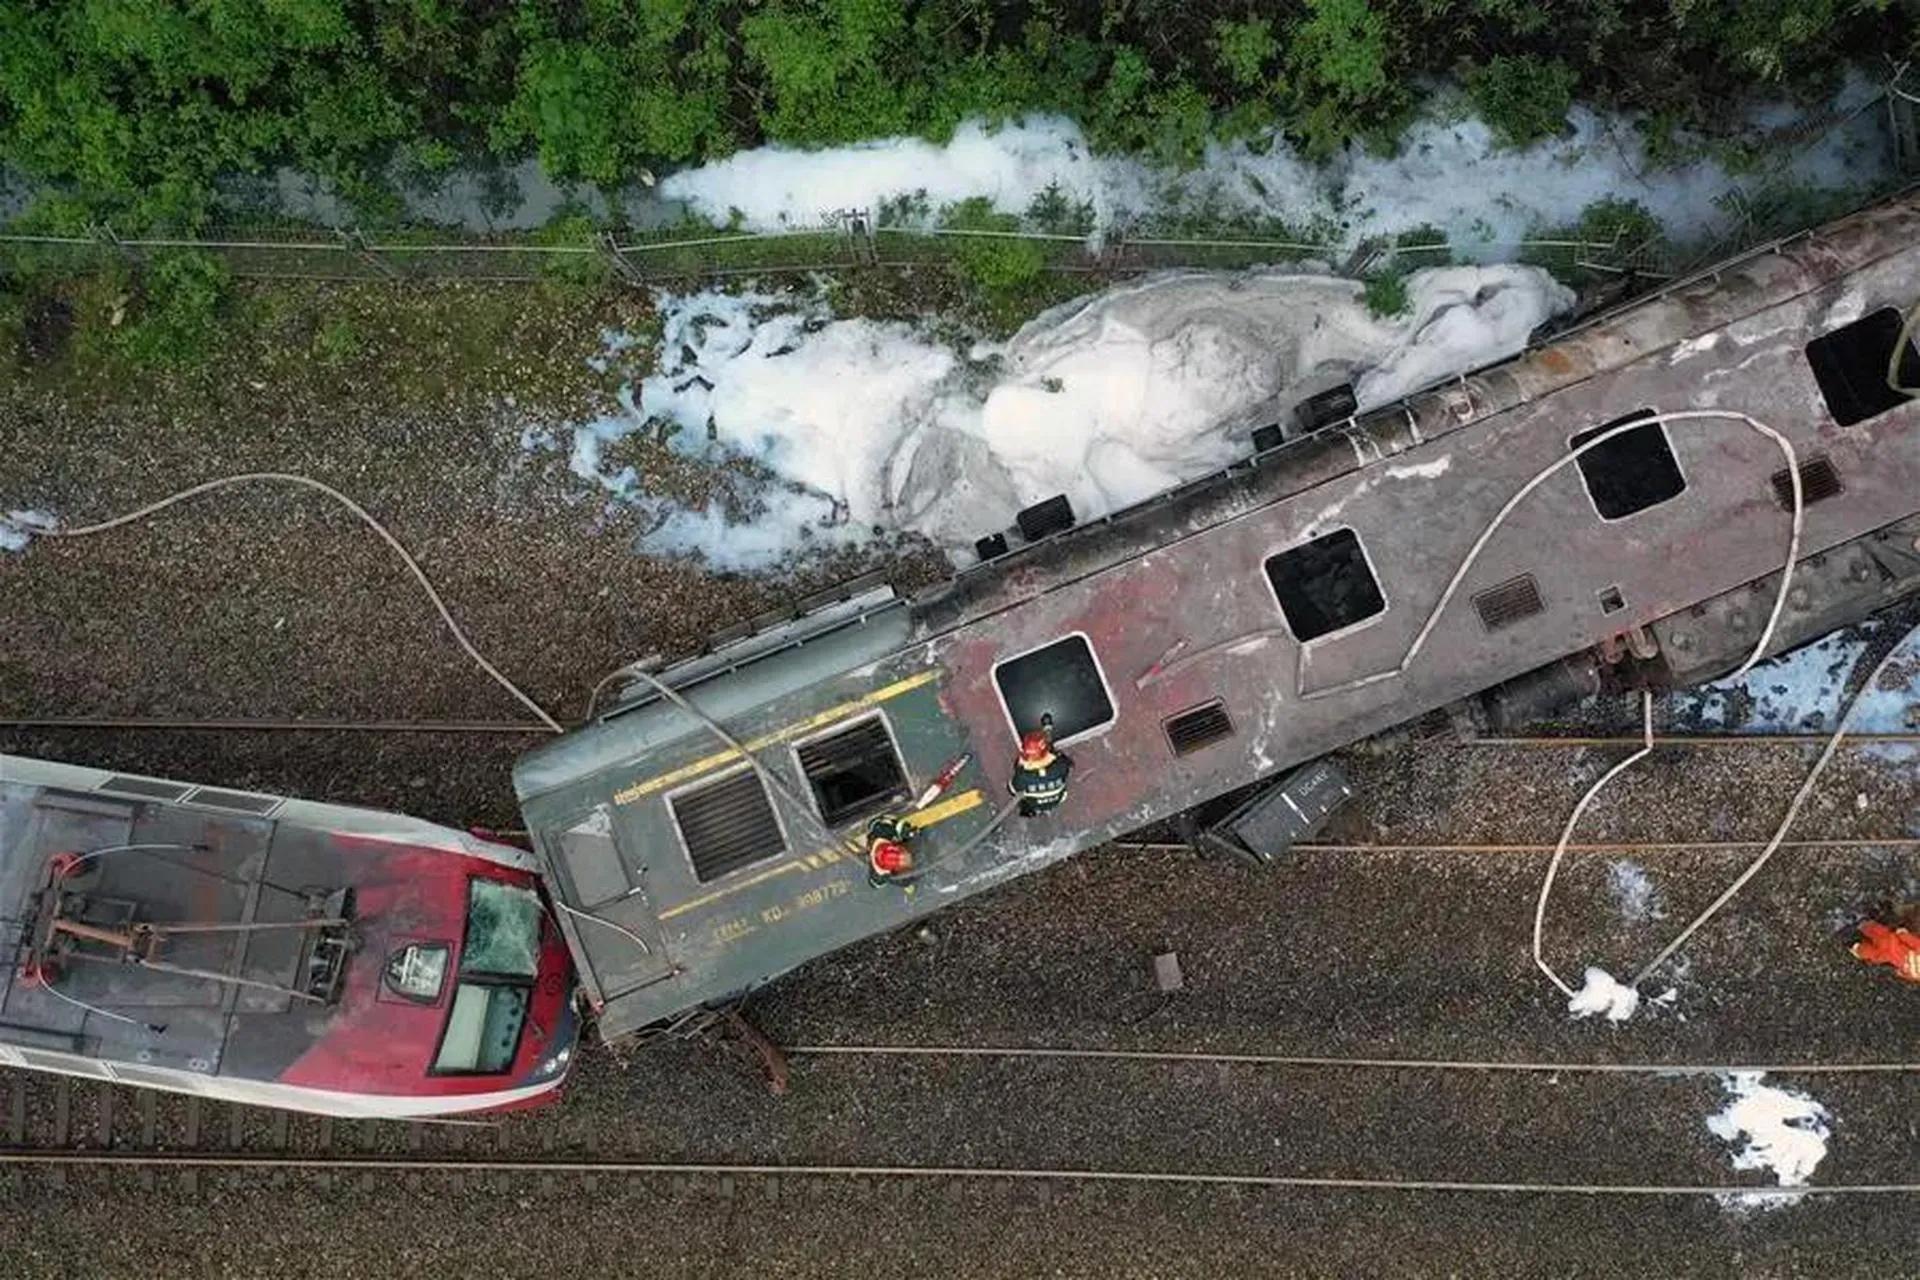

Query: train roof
[[517, 189, 1920, 1041], [0, 754, 537, 1082]]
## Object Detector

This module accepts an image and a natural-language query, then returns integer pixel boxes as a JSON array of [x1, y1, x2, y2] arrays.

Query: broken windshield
[[461, 879, 542, 979]]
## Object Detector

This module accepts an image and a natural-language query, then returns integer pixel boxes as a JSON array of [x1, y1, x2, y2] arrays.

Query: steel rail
[[779, 1045, 1920, 1075], [1113, 836, 1920, 855], [0, 1150, 1910, 1197], [0, 716, 549, 734], [1466, 732, 1920, 747]]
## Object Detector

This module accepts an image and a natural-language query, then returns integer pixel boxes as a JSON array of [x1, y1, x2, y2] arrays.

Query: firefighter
[[866, 812, 919, 887], [1009, 713, 1073, 817], [1851, 913, 1920, 984]]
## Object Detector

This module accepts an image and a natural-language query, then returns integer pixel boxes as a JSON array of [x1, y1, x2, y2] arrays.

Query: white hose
[[1532, 691, 1655, 998], [1519, 413, 1804, 1005], [1892, 297, 1920, 397], [1631, 617, 1920, 987], [34, 472, 564, 734], [1299, 409, 1802, 701]]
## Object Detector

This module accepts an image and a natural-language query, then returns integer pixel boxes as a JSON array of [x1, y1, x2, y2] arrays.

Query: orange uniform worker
[[1009, 715, 1074, 817], [1851, 918, 1920, 983]]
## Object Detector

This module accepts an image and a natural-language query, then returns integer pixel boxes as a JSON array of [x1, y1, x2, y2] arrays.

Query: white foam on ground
[[1672, 624, 1920, 738], [1605, 860, 1666, 923], [0, 509, 55, 553], [553, 265, 1570, 568], [1707, 1072, 1832, 1211], [662, 77, 1888, 251], [1566, 966, 1640, 1022]]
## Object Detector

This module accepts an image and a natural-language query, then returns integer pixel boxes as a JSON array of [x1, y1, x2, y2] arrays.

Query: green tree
[[741, 0, 915, 144], [1212, 16, 1276, 89], [1283, 0, 1401, 157]]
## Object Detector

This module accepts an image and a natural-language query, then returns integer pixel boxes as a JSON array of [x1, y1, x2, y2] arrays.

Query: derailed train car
[[517, 190, 1920, 1043]]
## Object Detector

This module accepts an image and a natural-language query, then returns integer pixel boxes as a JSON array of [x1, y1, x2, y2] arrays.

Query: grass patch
[[1362, 270, 1411, 318]]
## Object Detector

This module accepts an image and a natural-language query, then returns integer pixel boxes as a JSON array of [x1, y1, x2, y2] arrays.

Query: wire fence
[[0, 214, 1679, 289]]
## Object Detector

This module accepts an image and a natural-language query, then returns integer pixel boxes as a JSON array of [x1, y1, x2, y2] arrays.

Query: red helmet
[[870, 839, 913, 875], [1019, 730, 1054, 762]]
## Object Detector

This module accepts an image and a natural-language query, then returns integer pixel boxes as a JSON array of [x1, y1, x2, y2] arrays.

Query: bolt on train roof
[[0, 754, 540, 1097], [516, 188, 1920, 1042]]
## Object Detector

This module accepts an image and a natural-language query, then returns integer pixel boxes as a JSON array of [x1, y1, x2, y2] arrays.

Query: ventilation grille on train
[[1770, 455, 1843, 509], [1472, 575, 1545, 632], [1165, 701, 1235, 757], [189, 788, 282, 815], [670, 770, 786, 884], [795, 717, 907, 826], [101, 776, 190, 802]]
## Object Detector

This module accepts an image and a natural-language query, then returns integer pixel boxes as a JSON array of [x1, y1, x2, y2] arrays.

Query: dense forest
[[0, 1, 1913, 230]]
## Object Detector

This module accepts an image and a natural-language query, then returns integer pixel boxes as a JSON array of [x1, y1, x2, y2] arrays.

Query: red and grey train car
[[516, 190, 1920, 1044], [1, 754, 578, 1118]]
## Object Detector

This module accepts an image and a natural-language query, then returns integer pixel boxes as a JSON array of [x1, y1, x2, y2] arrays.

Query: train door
[[543, 807, 675, 1002]]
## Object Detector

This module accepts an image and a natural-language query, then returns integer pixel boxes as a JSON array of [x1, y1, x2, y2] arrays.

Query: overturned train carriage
[[516, 190, 1920, 1042]]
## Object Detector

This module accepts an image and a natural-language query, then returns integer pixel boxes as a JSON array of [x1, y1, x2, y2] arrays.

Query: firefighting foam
[[551, 265, 1572, 569]]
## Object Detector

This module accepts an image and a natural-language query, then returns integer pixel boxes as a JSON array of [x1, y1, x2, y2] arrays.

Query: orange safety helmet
[[1018, 730, 1055, 764]]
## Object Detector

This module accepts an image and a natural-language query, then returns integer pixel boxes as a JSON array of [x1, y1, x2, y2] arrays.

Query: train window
[[1264, 528, 1387, 642], [795, 715, 909, 827], [461, 881, 542, 979], [670, 768, 788, 883], [433, 983, 530, 1075], [431, 880, 543, 1075], [992, 633, 1116, 746], [1568, 410, 1685, 520], [1804, 307, 1918, 427]]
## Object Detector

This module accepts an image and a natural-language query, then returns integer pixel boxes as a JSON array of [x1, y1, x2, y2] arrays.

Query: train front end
[[269, 838, 583, 1117]]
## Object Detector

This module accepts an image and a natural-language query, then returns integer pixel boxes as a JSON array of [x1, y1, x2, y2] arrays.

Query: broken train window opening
[[1264, 527, 1388, 644], [1567, 409, 1687, 521], [793, 712, 911, 827], [667, 764, 790, 885], [1804, 306, 1919, 428], [992, 632, 1117, 747]]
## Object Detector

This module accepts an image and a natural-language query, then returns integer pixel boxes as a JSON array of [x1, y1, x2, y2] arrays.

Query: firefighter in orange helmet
[[1851, 914, 1920, 984], [1010, 713, 1074, 817]]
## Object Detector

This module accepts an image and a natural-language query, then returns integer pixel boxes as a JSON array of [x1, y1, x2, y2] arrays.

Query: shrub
[[1363, 270, 1410, 317], [940, 198, 1046, 295], [116, 251, 229, 366], [1466, 56, 1578, 148]]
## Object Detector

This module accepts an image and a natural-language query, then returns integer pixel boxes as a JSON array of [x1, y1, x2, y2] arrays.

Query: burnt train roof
[[0, 754, 538, 1079], [516, 189, 1920, 1039]]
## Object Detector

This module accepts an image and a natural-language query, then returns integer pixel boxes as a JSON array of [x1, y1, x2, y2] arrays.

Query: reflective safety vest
[[1010, 755, 1072, 812]]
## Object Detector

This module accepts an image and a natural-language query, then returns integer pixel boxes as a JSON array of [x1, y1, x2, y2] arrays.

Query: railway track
[[7, 1049, 1920, 1199]]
